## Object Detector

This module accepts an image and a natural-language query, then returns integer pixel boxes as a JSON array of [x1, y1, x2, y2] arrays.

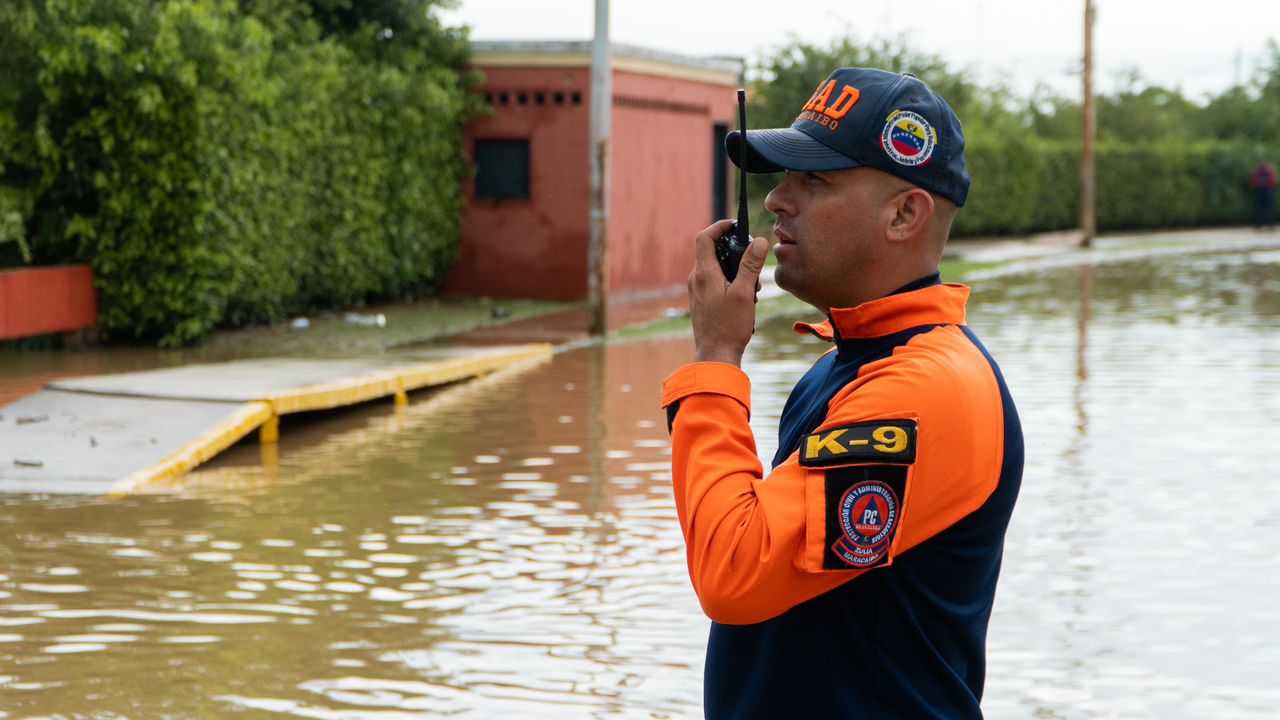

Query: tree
[[749, 34, 981, 130], [0, 0, 478, 345]]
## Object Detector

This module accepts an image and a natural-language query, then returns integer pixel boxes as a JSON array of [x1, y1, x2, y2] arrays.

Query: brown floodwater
[[1, 248, 1279, 718]]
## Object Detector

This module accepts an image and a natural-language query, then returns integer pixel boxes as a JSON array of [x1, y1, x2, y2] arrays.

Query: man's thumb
[[736, 237, 768, 282]]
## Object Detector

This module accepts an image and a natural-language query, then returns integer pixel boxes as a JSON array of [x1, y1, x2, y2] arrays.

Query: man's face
[[764, 167, 894, 310]]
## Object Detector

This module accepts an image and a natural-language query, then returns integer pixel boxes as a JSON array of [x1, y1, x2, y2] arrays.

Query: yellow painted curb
[[110, 401, 274, 496], [107, 344, 554, 494], [264, 345, 554, 415]]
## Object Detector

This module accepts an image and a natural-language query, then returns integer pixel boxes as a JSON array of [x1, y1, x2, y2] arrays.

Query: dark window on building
[[712, 123, 729, 222], [474, 139, 530, 200]]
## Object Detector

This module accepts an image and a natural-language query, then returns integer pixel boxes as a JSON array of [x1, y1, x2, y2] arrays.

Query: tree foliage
[[747, 34, 1280, 237], [0, 0, 477, 346]]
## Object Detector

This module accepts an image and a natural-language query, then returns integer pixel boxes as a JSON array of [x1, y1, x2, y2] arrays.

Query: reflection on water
[[0, 343, 705, 719], [978, 251, 1280, 720], [2, 249, 1279, 718]]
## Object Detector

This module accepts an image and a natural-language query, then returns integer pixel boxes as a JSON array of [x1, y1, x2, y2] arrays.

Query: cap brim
[[726, 128, 863, 174]]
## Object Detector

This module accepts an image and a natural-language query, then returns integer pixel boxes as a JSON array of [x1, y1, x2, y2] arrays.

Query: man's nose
[[765, 178, 795, 218]]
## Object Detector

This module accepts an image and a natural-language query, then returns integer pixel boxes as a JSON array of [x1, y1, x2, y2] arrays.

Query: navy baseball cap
[[727, 68, 971, 206]]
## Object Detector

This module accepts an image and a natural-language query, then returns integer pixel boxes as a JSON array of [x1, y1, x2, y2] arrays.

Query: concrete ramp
[[0, 345, 551, 495]]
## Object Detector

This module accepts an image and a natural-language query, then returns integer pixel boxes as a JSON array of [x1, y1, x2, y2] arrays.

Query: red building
[[448, 41, 743, 302]]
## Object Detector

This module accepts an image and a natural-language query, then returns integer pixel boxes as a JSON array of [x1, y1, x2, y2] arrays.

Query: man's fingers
[[731, 237, 769, 291], [694, 220, 736, 274]]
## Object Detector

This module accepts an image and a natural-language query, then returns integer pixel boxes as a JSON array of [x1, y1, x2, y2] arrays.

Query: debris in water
[[14, 458, 43, 468], [16, 414, 49, 425], [344, 312, 386, 327]]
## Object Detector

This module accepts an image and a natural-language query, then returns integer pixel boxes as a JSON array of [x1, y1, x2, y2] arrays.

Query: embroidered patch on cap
[[880, 110, 936, 166], [823, 466, 907, 570], [799, 419, 917, 467], [796, 79, 862, 132]]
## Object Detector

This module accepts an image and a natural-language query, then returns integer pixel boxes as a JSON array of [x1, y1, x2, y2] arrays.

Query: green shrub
[[0, 0, 474, 346], [954, 140, 1276, 237], [747, 35, 1280, 241], [753, 137, 1273, 238]]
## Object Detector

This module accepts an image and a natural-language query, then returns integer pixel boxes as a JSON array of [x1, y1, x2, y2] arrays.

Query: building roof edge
[[470, 40, 744, 80]]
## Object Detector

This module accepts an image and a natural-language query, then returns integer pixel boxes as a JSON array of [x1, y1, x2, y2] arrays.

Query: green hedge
[[955, 140, 1275, 237], [747, 139, 1272, 240], [0, 0, 474, 346]]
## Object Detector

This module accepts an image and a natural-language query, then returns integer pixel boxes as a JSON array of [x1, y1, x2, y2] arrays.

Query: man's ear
[[887, 188, 935, 242]]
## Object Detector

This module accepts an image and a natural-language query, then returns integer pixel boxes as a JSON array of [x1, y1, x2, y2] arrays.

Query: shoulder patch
[[799, 419, 916, 467], [824, 466, 907, 570]]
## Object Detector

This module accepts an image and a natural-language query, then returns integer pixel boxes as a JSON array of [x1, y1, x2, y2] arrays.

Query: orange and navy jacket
[[661, 274, 1023, 719]]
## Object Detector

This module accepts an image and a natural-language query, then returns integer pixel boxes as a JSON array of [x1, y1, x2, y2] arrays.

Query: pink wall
[[609, 70, 736, 297], [450, 62, 737, 301], [448, 67, 592, 301]]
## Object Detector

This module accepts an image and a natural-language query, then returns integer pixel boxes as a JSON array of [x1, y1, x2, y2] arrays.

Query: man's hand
[[688, 220, 770, 367]]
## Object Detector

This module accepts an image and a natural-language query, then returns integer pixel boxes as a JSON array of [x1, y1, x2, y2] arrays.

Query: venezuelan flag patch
[[880, 110, 936, 167]]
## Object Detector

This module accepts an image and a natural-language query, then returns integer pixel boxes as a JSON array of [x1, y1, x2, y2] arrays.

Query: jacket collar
[[793, 274, 969, 342]]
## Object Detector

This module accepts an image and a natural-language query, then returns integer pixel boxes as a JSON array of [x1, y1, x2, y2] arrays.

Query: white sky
[[440, 0, 1279, 100]]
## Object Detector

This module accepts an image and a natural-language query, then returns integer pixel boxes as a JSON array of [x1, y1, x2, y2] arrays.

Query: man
[[1248, 159, 1277, 230], [661, 68, 1024, 719]]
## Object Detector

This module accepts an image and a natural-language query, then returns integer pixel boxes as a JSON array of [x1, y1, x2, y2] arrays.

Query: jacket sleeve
[[662, 362, 854, 625], [661, 336, 1004, 626]]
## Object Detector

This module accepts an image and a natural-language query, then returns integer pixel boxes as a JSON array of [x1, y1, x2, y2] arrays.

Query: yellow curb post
[[260, 414, 280, 444], [260, 440, 279, 470], [394, 377, 408, 408]]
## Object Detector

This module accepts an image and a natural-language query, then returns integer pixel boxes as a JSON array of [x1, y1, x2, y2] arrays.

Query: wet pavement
[[0, 347, 552, 494]]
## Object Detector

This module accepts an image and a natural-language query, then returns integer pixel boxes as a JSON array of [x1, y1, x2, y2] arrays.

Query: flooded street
[[2, 248, 1279, 718]]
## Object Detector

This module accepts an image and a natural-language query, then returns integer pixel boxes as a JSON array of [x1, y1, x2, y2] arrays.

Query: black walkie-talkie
[[715, 88, 751, 282]]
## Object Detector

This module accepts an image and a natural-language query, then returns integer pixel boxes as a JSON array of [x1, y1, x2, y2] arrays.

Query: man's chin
[[772, 263, 792, 290], [773, 265, 825, 310], [768, 257, 798, 285], [772, 264, 803, 298]]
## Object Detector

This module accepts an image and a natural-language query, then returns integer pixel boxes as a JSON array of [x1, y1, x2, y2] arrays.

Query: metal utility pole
[[1081, 0, 1097, 248], [587, 0, 611, 335]]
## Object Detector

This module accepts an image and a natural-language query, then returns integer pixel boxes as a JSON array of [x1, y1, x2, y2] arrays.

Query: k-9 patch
[[799, 419, 917, 467], [823, 466, 908, 570]]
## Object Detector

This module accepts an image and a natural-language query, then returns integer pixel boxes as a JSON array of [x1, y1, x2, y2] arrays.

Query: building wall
[[0, 265, 96, 341], [608, 70, 737, 298], [448, 66, 592, 301], [450, 62, 737, 301]]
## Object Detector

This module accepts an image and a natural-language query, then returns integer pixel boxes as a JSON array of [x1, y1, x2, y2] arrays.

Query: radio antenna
[[736, 89, 749, 243]]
